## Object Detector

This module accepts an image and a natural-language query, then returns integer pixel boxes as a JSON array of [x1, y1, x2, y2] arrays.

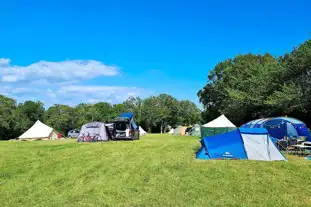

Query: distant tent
[[168, 128, 175, 134], [173, 126, 187, 136], [139, 126, 147, 136], [19, 120, 58, 140], [189, 124, 201, 137], [201, 115, 236, 137], [197, 128, 286, 161], [185, 127, 192, 135], [77, 122, 109, 142]]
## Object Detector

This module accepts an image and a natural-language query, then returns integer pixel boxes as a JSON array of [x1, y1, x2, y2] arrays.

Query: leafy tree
[[123, 97, 143, 125], [73, 103, 95, 128], [154, 94, 179, 133], [112, 103, 126, 117], [177, 100, 201, 125], [12, 101, 45, 138], [44, 104, 75, 135], [17, 101, 44, 123], [198, 53, 283, 125], [141, 96, 162, 132], [198, 39, 311, 126], [0, 95, 16, 140], [93, 102, 114, 122]]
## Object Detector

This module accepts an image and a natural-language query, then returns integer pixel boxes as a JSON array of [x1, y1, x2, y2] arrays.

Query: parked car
[[67, 129, 80, 138], [113, 112, 139, 140]]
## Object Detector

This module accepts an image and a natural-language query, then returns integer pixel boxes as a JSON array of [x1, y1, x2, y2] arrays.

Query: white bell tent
[[203, 114, 236, 128], [19, 120, 58, 140], [201, 115, 237, 137]]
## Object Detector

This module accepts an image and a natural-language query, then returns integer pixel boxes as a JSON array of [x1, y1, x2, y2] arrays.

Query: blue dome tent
[[241, 117, 311, 141]]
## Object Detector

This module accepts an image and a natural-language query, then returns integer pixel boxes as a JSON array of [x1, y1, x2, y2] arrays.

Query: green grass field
[[1, 134, 311, 207]]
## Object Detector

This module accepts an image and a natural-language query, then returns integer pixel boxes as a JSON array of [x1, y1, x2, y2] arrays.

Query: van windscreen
[[116, 123, 127, 131]]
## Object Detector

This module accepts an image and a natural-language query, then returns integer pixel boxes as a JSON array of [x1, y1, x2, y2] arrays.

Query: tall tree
[[112, 103, 126, 117], [44, 104, 74, 134], [123, 97, 143, 125], [198, 53, 283, 125], [177, 100, 201, 125], [155, 94, 178, 133], [12, 101, 45, 138], [141, 96, 162, 132], [93, 102, 114, 122], [0, 95, 16, 140]]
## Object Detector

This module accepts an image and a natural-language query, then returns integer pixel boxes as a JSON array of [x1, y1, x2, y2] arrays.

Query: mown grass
[[1, 134, 311, 207]]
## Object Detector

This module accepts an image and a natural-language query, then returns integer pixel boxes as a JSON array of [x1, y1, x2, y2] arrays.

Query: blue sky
[[0, 0, 310, 107]]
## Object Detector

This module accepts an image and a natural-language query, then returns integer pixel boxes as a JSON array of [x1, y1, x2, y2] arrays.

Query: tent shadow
[[110, 138, 135, 142]]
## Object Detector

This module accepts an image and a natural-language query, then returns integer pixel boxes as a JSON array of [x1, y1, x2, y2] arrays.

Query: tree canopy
[[0, 94, 201, 140], [198, 39, 311, 126]]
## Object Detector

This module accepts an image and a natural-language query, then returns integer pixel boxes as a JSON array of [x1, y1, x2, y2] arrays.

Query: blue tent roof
[[197, 128, 287, 161], [241, 117, 310, 141], [243, 117, 305, 126], [118, 112, 134, 120], [200, 129, 248, 160], [239, 128, 268, 134]]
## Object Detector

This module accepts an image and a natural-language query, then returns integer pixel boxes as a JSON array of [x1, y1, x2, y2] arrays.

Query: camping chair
[[277, 140, 288, 151], [288, 138, 297, 146], [287, 139, 298, 155]]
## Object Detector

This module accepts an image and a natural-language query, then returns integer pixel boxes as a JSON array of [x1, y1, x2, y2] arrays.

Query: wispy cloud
[[0, 59, 119, 84], [57, 85, 145, 105], [0, 58, 10, 66], [0, 84, 148, 106], [0, 58, 150, 107]]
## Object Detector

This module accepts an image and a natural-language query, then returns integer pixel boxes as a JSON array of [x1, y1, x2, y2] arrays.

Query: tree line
[[198, 39, 311, 126], [0, 94, 201, 140]]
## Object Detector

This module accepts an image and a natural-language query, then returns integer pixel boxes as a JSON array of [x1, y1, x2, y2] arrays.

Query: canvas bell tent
[[201, 115, 236, 137], [241, 117, 311, 141], [77, 122, 109, 142], [173, 126, 187, 136], [189, 124, 201, 137], [139, 126, 147, 136], [18, 120, 58, 140], [196, 128, 286, 161]]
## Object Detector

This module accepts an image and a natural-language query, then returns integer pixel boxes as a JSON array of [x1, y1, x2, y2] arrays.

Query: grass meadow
[[1, 134, 311, 206]]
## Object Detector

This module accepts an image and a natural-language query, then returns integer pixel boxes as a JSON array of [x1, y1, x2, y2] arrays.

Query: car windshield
[[115, 122, 127, 131]]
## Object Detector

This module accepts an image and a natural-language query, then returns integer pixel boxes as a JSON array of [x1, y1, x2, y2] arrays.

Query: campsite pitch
[[1, 134, 311, 206]]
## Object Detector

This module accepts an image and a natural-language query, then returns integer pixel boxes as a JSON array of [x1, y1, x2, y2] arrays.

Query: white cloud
[[62, 85, 126, 93], [0, 58, 10, 66], [0, 58, 152, 107], [0, 59, 119, 83], [0, 84, 149, 107], [1, 75, 19, 82], [57, 85, 145, 105]]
